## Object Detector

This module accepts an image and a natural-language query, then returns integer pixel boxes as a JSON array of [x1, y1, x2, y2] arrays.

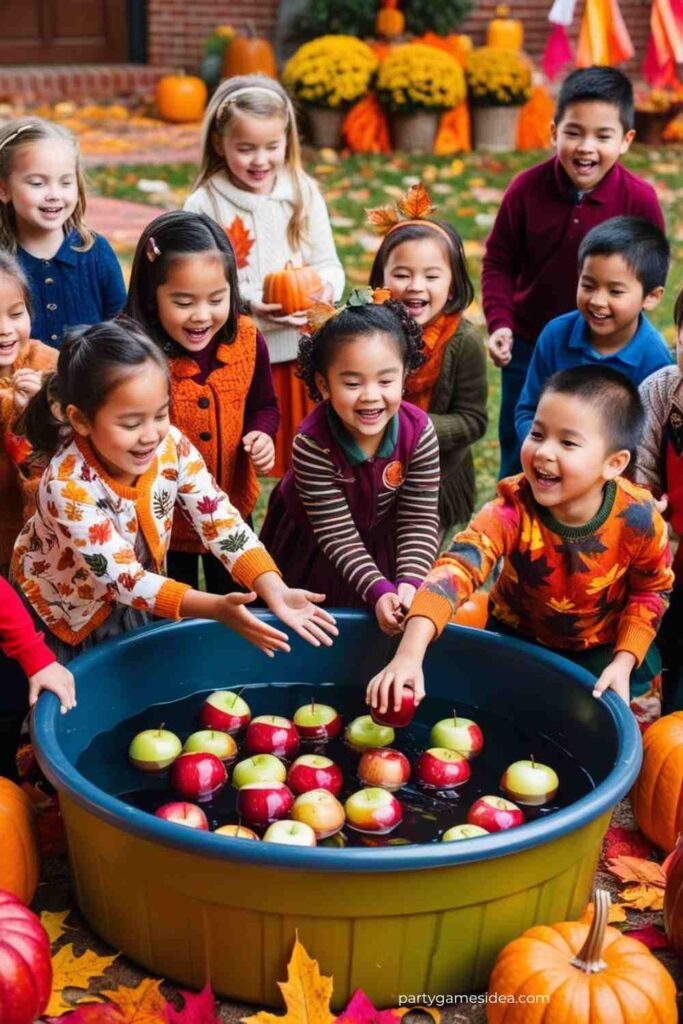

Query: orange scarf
[[404, 312, 460, 411]]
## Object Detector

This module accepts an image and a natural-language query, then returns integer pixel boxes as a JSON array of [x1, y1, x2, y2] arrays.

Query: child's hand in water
[[12, 368, 43, 413], [375, 592, 404, 636], [243, 431, 275, 474], [216, 592, 292, 657], [366, 654, 424, 713], [592, 651, 635, 705], [28, 662, 76, 714]]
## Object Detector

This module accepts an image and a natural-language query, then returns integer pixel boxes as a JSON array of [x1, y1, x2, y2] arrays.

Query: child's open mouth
[[356, 409, 384, 424], [587, 311, 611, 325], [404, 299, 428, 315], [534, 468, 561, 489], [183, 327, 212, 345], [39, 206, 65, 219], [130, 447, 156, 464], [0, 338, 18, 354], [248, 169, 270, 181], [573, 159, 598, 176]]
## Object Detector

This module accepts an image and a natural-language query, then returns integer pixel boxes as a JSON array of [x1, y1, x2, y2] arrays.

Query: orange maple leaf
[[619, 883, 665, 912], [241, 936, 335, 1024], [303, 300, 338, 335], [396, 182, 435, 220], [606, 855, 666, 888], [226, 215, 255, 269], [365, 203, 400, 234], [57, 453, 78, 480]]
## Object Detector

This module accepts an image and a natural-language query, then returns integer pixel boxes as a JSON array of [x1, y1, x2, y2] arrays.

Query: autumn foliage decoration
[[631, 711, 683, 852], [0, 778, 40, 905], [225, 215, 254, 270], [262, 262, 323, 315], [343, 93, 391, 154], [366, 181, 436, 235]]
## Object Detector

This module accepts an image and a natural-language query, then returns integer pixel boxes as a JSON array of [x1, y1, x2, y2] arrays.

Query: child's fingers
[[366, 673, 384, 707], [226, 591, 257, 606], [378, 673, 397, 714], [592, 673, 612, 699]]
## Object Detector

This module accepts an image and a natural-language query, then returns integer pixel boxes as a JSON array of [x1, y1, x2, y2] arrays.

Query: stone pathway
[[87, 195, 168, 251]]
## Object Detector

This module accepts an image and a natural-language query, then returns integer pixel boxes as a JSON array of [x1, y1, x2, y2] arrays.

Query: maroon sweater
[[481, 157, 665, 344]]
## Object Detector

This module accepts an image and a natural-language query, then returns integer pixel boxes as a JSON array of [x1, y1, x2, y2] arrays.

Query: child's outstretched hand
[[243, 431, 275, 474], [592, 651, 636, 705], [12, 368, 43, 413], [28, 662, 76, 715], [375, 592, 404, 636], [267, 588, 338, 647], [487, 328, 513, 368], [366, 653, 425, 714], [216, 591, 291, 657]]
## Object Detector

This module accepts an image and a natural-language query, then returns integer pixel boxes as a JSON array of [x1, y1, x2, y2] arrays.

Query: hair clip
[[303, 287, 392, 335], [0, 123, 36, 153], [367, 182, 449, 239], [146, 236, 161, 262]]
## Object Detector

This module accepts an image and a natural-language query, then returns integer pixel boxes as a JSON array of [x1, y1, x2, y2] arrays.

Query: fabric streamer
[[576, 0, 634, 66], [642, 0, 683, 88], [542, 0, 577, 80]]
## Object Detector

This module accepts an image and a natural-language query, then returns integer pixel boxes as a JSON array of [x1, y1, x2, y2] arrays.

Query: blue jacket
[[515, 310, 673, 442], [17, 230, 126, 348]]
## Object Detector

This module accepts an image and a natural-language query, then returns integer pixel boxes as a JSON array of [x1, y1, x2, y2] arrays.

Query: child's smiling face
[[216, 113, 287, 195], [576, 252, 662, 353], [551, 101, 634, 192], [383, 236, 453, 326], [0, 139, 78, 237], [0, 272, 30, 369], [156, 255, 231, 354]]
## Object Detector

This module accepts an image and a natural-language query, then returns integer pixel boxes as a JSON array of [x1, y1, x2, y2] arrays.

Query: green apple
[[500, 757, 559, 806], [184, 730, 237, 763], [232, 753, 287, 789], [128, 727, 182, 771], [344, 715, 395, 753], [442, 824, 488, 841], [263, 820, 317, 846], [293, 701, 342, 741], [200, 690, 251, 733], [429, 713, 484, 758]]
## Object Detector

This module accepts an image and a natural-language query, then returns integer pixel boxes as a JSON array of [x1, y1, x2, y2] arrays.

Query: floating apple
[[358, 748, 410, 791], [293, 700, 342, 741], [430, 711, 483, 759], [442, 823, 488, 842], [170, 751, 227, 802], [370, 690, 417, 729], [128, 726, 182, 771], [344, 715, 395, 753], [237, 781, 294, 829], [183, 729, 237, 763], [467, 796, 525, 833], [154, 802, 209, 830], [344, 787, 403, 834], [263, 820, 317, 846], [214, 824, 260, 841], [500, 756, 559, 807], [200, 690, 251, 734], [415, 748, 471, 790], [244, 715, 300, 759], [287, 754, 343, 796], [232, 754, 287, 789], [291, 789, 345, 839]]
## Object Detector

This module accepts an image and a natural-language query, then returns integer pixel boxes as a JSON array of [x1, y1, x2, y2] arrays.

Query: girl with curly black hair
[[260, 297, 441, 636]]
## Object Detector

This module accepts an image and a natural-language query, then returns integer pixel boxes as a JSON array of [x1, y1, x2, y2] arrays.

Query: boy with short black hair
[[482, 66, 665, 479], [367, 365, 674, 722], [515, 216, 672, 442]]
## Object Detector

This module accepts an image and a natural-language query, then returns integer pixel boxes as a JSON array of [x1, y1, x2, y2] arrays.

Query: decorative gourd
[[222, 22, 277, 79], [0, 779, 40, 905], [155, 73, 207, 123], [486, 5, 524, 52], [376, 0, 405, 39], [631, 711, 683, 852], [0, 889, 52, 1024], [262, 262, 323, 315], [664, 839, 683, 958], [453, 591, 488, 629], [487, 890, 678, 1023]]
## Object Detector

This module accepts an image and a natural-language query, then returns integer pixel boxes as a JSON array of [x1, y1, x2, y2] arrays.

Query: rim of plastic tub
[[32, 617, 642, 873]]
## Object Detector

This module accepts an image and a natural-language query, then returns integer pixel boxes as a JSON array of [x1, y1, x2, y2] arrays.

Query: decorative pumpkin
[[487, 889, 678, 1023], [631, 711, 683, 852], [0, 889, 52, 1024], [222, 22, 277, 80], [155, 73, 207, 123], [375, 0, 405, 39], [262, 262, 323, 314], [0, 779, 40, 905], [486, 5, 524, 52], [664, 838, 683, 958], [419, 31, 472, 65], [452, 591, 488, 629]]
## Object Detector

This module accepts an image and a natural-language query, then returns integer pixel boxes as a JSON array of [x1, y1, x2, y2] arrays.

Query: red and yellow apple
[[170, 751, 227, 802], [500, 757, 559, 806], [291, 789, 345, 839], [287, 754, 343, 796], [214, 824, 260, 840], [183, 729, 237, 763], [293, 701, 342, 741], [344, 787, 403, 834], [415, 747, 471, 789], [430, 712, 483, 759], [154, 802, 209, 830], [128, 726, 182, 771], [467, 796, 525, 832], [370, 690, 417, 729], [200, 690, 251, 734], [358, 748, 410, 791], [244, 715, 300, 759]]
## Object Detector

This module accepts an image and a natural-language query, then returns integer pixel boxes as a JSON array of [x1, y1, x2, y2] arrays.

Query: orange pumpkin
[[664, 839, 683, 958], [0, 779, 40, 905], [262, 262, 322, 315], [155, 73, 207, 123], [631, 711, 683, 852], [222, 22, 277, 79], [486, 5, 524, 51], [419, 31, 472, 64], [376, 0, 405, 39], [452, 590, 488, 629], [487, 889, 678, 1023]]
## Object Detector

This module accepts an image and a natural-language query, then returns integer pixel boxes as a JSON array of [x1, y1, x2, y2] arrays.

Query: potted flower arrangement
[[465, 46, 531, 151], [635, 88, 683, 145], [283, 35, 379, 148], [376, 43, 466, 153]]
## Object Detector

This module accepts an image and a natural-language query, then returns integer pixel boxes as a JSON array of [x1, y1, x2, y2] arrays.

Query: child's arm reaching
[[366, 616, 436, 711]]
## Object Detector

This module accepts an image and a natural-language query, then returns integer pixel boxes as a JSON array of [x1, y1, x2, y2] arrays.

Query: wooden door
[[0, 0, 127, 64]]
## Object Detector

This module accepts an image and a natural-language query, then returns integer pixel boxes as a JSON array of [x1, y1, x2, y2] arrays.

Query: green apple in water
[[293, 700, 342, 741], [263, 820, 317, 847], [429, 711, 484, 759], [500, 756, 559, 806], [183, 730, 237, 763], [232, 753, 287, 789], [128, 726, 182, 771], [344, 715, 395, 753], [214, 823, 260, 840], [442, 824, 489, 842]]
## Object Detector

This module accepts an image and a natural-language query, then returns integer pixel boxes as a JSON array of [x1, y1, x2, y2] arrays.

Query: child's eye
[[529, 430, 543, 441], [10, 311, 25, 318], [562, 440, 578, 448]]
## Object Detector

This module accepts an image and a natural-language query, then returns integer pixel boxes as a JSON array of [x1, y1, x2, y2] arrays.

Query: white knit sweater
[[184, 169, 345, 364]]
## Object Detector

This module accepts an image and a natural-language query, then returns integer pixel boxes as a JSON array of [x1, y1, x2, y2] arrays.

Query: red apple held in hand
[[170, 751, 227, 802], [287, 754, 343, 796], [214, 824, 260, 840], [184, 729, 237, 764], [442, 824, 489, 842], [128, 726, 182, 771], [263, 820, 317, 846], [291, 789, 346, 839], [370, 690, 417, 729], [293, 700, 342, 741], [430, 712, 484, 759], [154, 802, 209, 830], [415, 748, 471, 790], [358, 748, 410, 791], [500, 757, 559, 807], [467, 796, 525, 833], [237, 781, 294, 829], [200, 690, 251, 734], [344, 787, 403, 834], [0, 889, 52, 1024], [244, 715, 300, 759]]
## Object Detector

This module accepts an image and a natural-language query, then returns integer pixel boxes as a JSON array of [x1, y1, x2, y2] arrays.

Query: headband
[[303, 287, 392, 334], [216, 85, 287, 120], [367, 183, 452, 245], [0, 123, 36, 152]]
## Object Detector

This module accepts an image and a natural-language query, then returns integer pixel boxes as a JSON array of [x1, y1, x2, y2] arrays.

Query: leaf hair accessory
[[366, 182, 452, 244], [146, 236, 161, 262], [303, 287, 392, 334]]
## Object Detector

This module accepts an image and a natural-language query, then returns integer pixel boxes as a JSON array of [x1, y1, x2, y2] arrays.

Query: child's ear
[[642, 285, 665, 312], [314, 372, 329, 399], [603, 448, 631, 480], [620, 128, 636, 154], [211, 130, 225, 158], [549, 121, 558, 146], [0, 180, 10, 203], [65, 405, 90, 437]]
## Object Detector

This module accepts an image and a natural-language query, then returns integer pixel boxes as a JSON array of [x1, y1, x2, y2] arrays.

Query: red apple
[[500, 757, 559, 806], [214, 824, 260, 841], [430, 713, 484, 759], [154, 802, 209, 830], [344, 787, 403, 834], [0, 890, 52, 1024], [467, 795, 525, 833], [237, 781, 294, 829], [370, 690, 417, 729], [415, 748, 471, 790], [293, 700, 343, 741], [358, 748, 410, 791], [170, 751, 227, 802], [291, 789, 345, 839], [244, 715, 300, 759], [199, 690, 251, 734], [287, 754, 343, 796]]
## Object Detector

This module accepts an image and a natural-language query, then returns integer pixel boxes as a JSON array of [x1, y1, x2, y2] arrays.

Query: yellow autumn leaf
[[606, 856, 666, 888], [160, 435, 176, 464], [586, 563, 624, 594], [548, 596, 576, 614], [520, 510, 544, 551], [618, 883, 665, 912], [579, 900, 627, 924], [40, 908, 73, 944], [241, 936, 334, 1024], [46, 944, 119, 1015], [57, 454, 77, 480], [61, 480, 95, 506], [97, 978, 168, 1022]]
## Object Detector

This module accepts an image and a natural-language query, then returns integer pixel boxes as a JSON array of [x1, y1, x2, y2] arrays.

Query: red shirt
[[0, 577, 55, 677], [481, 157, 665, 344]]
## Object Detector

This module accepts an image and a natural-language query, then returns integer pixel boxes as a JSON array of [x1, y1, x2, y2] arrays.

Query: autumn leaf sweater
[[408, 474, 674, 665]]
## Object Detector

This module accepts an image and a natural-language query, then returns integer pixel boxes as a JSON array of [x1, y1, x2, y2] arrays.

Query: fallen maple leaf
[[41, 909, 74, 945], [579, 900, 627, 925], [97, 978, 169, 1022], [606, 856, 666, 888], [241, 936, 334, 1024], [618, 883, 665, 912], [337, 989, 399, 1023], [166, 981, 221, 1024], [46, 1005, 125, 1023], [623, 924, 670, 950], [45, 944, 119, 1015], [603, 825, 652, 861], [225, 215, 254, 270]]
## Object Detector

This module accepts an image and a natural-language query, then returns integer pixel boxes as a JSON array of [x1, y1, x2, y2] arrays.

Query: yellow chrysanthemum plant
[[283, 36, 379, 109], [377, 44, 466, 113], [465, 46, 531, 107]]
